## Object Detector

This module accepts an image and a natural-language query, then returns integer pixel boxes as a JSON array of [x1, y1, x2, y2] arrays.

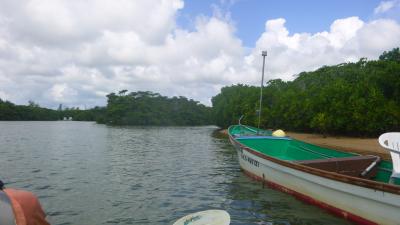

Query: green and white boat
[[228, 124, 400, 225]]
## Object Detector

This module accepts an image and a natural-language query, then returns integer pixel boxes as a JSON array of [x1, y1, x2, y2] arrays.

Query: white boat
[[228, 125, 400, 225]]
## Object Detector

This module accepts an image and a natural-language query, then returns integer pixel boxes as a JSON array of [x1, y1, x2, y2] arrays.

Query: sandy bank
[[219, 129, 390, 160]]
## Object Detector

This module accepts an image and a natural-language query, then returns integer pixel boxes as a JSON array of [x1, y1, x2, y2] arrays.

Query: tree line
[[101, 90, 212, 125], [1, 48, 399, 135], [212, 48, 400, 136], [0, 100, 59, 121], [0, 91, 212, 126], [0, 99, 106, 121]]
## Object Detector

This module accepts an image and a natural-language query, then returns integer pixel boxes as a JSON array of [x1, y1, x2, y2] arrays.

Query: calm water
[[0, 122, 350, 225]]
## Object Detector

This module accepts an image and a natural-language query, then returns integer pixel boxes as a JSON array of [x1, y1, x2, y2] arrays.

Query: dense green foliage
[[0, 99, 105, 121], [379, 47, 400, 62], [102, 90, 212, 125], [61, 106, 106, 121], [212, 49, 400, 136], [0, 91, 211, 126], [0, 99, 59, 120]]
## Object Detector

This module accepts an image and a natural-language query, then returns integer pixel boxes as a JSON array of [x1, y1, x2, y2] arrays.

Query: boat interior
[[294, 155, 380, 179], [229, 125, 398, 185]]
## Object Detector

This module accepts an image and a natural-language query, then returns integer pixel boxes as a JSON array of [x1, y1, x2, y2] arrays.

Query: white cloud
[[0, 0, 184, 46], [0, 0, 399, 108], [374, 0, 399, 14], [48, 83, 77, 102], [249, 17, 400, 81]]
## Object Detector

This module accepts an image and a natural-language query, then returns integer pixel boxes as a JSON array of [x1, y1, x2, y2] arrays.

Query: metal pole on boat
[[257, 50, 267, 134]]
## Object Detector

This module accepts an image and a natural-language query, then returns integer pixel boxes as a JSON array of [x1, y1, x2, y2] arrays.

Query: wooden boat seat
[[294, 155, 380, 179]]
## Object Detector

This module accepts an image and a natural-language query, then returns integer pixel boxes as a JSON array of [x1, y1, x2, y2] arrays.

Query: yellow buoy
[[272, 129, 286, 137]]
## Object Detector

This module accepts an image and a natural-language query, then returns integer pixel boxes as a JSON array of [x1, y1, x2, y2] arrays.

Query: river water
[[0, 122, 350, 225]]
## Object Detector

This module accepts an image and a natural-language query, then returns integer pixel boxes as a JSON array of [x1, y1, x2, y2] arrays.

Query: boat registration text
[[241, 153, 260, 167]]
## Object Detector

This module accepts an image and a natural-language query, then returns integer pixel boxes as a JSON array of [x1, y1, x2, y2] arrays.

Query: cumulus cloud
[[248, 17, 400, 81], [0, 0, 399, 108]]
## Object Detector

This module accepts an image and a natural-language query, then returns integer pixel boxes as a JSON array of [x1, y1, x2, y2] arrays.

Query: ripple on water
[[130, 184, 142, 190], [38, 195, 55, 199], [61, 187, 72, 192], [0, 123, 352, 225], [35, 185, 51, 190], [22, 184, 33, 189], [47, 211, 63, 216], [31, 169, 41, 173]]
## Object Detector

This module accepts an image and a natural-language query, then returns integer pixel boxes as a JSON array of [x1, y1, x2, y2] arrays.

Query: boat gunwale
[[228, 125, 400, 195]]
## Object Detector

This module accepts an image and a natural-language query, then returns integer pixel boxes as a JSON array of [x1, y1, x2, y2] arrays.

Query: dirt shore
[[219, 129, 390, 160]]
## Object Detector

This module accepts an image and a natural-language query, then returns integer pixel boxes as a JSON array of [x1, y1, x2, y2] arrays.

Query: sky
[[0, 0, 399, 108]]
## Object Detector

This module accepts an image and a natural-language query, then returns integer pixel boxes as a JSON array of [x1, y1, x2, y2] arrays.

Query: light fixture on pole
[[257, 50, 267, 134]]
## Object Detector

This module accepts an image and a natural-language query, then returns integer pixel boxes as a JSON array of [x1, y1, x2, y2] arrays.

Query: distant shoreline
[[219, 129, 390, 160]]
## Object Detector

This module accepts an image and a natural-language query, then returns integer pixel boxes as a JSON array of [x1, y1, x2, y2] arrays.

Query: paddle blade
[[173, 210, 230, 225]]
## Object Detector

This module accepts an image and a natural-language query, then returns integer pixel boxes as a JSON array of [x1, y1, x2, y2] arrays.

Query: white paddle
[[173, 210, 230, 225]]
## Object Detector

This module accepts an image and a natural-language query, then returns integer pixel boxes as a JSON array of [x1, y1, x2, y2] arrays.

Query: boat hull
[[230, 136, 400, 225]]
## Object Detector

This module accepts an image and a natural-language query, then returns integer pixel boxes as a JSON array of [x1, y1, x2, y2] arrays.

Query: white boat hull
[[232, 140, 400, 225]]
